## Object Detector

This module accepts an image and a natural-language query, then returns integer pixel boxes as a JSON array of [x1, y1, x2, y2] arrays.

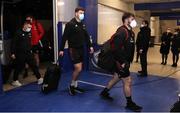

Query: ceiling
[[121, 0, 180, 3]]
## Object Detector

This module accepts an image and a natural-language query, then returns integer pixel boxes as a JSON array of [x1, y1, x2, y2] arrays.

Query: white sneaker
[[37, 78, 44, 84], [12, 80, 22, 87]]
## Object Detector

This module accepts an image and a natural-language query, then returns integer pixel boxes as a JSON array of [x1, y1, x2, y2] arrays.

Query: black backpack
[[97, 27, 129, 72], [41, 62, 61, 94]]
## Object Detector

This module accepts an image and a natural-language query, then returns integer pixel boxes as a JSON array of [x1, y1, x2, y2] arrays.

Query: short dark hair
[[143, 20, 149, 27], [75, 7, 85, 13], [122, 12, 135, 23]]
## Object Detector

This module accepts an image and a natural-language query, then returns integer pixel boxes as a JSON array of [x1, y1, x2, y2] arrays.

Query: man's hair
[[75, 7, 85, 13], [23, 20, 31, 26], [122, 12, 135, 23], [143, 20, 149, 27]]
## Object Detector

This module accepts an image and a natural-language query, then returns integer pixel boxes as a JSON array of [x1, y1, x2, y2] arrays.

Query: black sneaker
[[100, 91, 114, 101], [68, 86, 76, 96], [163, 62, 167, 65], [126, 101, 142, 112], [161, 62, 164, 65], [138, 71, 142, 73], [74, 87, 85, 93]]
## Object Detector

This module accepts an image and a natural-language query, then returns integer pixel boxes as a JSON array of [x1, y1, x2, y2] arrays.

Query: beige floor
[[3, 46, 180, 91]]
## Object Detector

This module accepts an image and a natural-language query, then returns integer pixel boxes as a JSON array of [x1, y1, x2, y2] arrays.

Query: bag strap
[[110, 26, 129, 50]]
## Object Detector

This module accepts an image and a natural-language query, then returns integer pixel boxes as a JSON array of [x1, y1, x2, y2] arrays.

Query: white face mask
[[141, 24, 145, 28], [26, 28, 31, 32], [130, 20, 137, 28], [79, 14, 84, 21]]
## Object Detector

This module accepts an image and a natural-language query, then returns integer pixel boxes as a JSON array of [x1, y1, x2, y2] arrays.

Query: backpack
[[101, 27, 129, 53], [97, 27, 129, 72]]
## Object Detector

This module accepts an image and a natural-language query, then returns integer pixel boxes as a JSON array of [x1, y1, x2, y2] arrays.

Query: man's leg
[[71, 62, 82, 88], [172, 53, 176, 67], [34, 53, 40, 67], [69, 62, 83, 95], [68, 47, 85, 95], [164, 54, 168, 65], [122, 76, 142, 111], [100, 73, 120, 100], [12, 55, 25, 87], [161, 54, 165, 64], [27, 53, 42, 84], [140, 52, 148, 76]]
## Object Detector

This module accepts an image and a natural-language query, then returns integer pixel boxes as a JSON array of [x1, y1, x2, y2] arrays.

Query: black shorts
[[31, 45, 40, 54], [115, 61, 130, 78], [69, 47, 84, 64]]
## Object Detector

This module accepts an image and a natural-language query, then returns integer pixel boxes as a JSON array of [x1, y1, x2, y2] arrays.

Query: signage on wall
[[177, 19, 180, 26]]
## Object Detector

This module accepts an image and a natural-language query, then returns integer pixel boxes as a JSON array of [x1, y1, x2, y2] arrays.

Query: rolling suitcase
[[41, 60, 61, 94]]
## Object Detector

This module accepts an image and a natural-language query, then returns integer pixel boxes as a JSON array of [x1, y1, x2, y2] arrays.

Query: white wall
[[160, 20, 180, 33], [98, 4, 124, 44], [97, 3, 144, 44], [57, 0, 78, 22]]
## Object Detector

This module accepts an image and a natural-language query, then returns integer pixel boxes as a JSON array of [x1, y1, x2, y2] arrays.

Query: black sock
[[126, 96, 133, 103], [103, 88, 110, 92]]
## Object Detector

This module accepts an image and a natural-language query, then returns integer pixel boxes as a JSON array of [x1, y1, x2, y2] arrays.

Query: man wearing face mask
[[171, 28, 180, 67], [160, 28, 173, 65], [100, 13, 142, 112], [11, 21, 43, 87], [137, 20, 151, 77], [59, 7, 94, 95], [24, 15, 45, 78]]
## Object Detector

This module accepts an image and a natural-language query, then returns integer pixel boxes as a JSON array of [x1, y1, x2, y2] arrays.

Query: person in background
[[160, 28, 173, 65], [59, 7, 94, 96], [135, 32, 140, 63], [137, 20, 151, 77], [171, 28, 180, 67], [24, 15, 45, 77], [100, 13, 142, 112], [11, 21, 43, 87]]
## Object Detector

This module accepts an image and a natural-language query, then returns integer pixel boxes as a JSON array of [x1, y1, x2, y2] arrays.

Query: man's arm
[[60, 23, 71, 51], [37, 23, 45, 40], [11, 30, 19, 58]]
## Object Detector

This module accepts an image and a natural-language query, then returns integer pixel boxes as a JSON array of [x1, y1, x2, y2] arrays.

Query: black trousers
[[140, 51, 148, 75], [13, 52, 41, 81]]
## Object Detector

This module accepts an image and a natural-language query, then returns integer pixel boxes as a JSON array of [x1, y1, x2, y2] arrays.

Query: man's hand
[[139, 49, 143, 54], [59, 51, 64, 57], [121, 63, 126, 68], [90, 47, 94, 54], [11, 54, 16, 59]]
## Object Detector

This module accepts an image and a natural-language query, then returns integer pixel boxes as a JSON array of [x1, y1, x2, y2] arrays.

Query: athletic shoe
[[100, 90, 114, 101], [37, 78, 44, 84], [172, 64, 177, 67], [12, 80, 22, 87], [126, 101, 143, 112], [74, 87, 85, 93], [161, 62, 164, 65], [69, 86, 76, 96], [138, 71, 142, 73], [163, 62, 167, 65]]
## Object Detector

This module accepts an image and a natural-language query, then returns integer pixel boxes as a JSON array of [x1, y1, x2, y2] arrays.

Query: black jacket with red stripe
[[111, 25, 135, 64]]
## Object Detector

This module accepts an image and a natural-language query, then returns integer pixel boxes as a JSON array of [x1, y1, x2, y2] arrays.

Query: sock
[[126, 96, 133, 103], [71, 80, 78, 87], [103, 88, 110, 92], [74, 81, 78, 88]]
